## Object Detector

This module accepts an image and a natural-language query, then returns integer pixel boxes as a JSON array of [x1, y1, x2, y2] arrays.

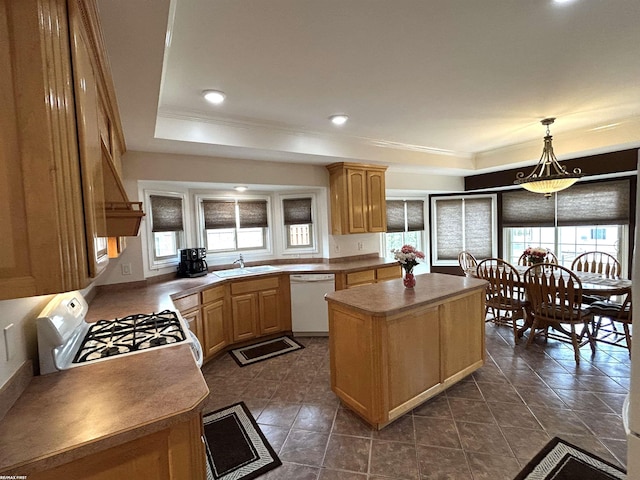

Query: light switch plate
[[4, 323, 15, 361]]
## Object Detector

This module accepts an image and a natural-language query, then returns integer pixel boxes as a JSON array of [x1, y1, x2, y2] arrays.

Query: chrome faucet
[[233, 254, 245, 269]]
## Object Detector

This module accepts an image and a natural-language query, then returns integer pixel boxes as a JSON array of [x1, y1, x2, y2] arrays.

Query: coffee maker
[[177, 248, 208, 277]]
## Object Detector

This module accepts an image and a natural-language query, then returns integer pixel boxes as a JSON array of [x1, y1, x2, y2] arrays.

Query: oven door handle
[[187, 330, 204, 368]]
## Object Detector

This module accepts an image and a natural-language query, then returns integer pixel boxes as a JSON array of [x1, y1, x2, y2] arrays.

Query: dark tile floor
[[201, 323, 630, 480]]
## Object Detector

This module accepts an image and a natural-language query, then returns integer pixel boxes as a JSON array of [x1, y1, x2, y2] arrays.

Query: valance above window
[[502, 190, 555, 227], [502, 178, 630, 227], [150, 195, 184, 232], [203, 200, 236, 229], [386, 200, 424, 232], [557, 179, 630, 226], [238, 200, 268, 228], [283, 198, 312, 225]]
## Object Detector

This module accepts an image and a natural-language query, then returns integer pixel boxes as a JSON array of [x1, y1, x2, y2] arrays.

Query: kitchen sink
[[213, 265, 279, 278]]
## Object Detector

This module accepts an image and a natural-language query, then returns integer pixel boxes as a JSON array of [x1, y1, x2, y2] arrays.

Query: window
[[148, 193, 185, 266], [384, 200, 425, 258], [202, 198, 269, 252], [282, 197, 314, 249], [430, 195, 497, 265], [502, 179, 630, 272]]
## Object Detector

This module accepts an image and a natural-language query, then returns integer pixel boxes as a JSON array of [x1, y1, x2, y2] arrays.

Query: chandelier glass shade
[[514, 118, 583, 197]]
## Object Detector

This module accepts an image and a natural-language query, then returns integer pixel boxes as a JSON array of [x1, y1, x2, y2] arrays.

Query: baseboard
[[292, 332, 329, 337]]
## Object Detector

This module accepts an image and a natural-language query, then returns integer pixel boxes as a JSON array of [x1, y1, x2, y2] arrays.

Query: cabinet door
[[259, 289, 281, 335], [231, 293, 258, 342], [346, 168, 368, 233], [202, 299, 227, 357], [367, 170, 386, 232], [69, 8, 108, 278]]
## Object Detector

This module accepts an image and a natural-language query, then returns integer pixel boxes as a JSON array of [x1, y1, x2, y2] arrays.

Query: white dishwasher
[[290, 273, 335, 336]]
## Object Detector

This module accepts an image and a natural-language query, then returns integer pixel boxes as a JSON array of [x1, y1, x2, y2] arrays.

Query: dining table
[[478, 263, 632, 339]]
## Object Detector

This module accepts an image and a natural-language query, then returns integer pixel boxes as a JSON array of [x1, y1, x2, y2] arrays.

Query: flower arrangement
[[391, 245, 425, 272], [524, 246, 547, 265]]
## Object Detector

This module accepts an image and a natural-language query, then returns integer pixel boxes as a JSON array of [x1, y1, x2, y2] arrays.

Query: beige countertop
[[325, 272, 487, 316], [0, 345, 208, 475], [86, 257, 399, 321]]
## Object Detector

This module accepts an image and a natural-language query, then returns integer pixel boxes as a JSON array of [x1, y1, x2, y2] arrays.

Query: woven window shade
[[502, 190, 555, 227], [203, 200, 236, 229], [283, 198, 312, 225], [557, 179, 630, 226], [150, 195, 183, 232], [464, 198, 493, 258], [238, 200, 268, 228], [406, 200, 425, 232], [385, 200, 405, 233], [436, 199, 464, 260]]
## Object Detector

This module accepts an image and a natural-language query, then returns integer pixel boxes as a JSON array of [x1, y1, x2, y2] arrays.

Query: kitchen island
[[325, 273, 487, 429]]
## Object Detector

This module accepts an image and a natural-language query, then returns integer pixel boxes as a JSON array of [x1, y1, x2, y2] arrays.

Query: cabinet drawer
[[376, 265, 401, 280], [173, 293, 199, 312], [231, 276, 280, 295], [202, 285, 226, 304], [346, 269, 375, 285]]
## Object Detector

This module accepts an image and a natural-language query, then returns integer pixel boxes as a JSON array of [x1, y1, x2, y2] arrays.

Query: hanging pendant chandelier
[[514, 118, 583, 197]]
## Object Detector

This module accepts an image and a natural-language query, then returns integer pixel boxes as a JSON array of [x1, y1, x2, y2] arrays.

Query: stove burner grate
[[72, 310, 187, 364]]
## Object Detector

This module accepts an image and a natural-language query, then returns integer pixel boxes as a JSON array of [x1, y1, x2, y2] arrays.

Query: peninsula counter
[[324, 273, 487, 429]]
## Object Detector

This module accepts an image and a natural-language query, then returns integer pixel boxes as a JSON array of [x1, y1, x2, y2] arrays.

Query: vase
[[403, 269, 416, 289]]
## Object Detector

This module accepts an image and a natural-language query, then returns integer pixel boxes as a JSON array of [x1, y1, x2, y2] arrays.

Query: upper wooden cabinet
[[326, 163, 388, 234], [0, 0, 141, 300]]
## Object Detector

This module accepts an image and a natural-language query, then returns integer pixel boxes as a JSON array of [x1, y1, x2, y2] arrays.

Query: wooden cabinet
[[335, 265, 402, 290], [69, 2, 109, 278], [173, 275, 291, 362], [28, 413, 205, 480], [201, 287, 228, 356], [327, 162, 388, 235], [230, 275, 291, 342], [231, 293, 259, 342], [0, 0, 140, 300]]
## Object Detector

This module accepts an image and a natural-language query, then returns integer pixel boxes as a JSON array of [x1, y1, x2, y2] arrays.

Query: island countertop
[[324, 273, 487, 316]]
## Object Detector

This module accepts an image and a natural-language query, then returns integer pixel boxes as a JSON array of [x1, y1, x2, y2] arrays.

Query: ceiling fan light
[[202, 90, 226, 105]]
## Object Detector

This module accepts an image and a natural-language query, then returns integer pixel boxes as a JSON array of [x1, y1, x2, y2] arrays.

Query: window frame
[[144, 189, 187, 270], [280, 193, 318, 254], [430, 193, 498, 266]]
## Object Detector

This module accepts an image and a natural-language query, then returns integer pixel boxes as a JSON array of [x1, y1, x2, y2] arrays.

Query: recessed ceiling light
[[329, 114, 349, 126], [234, 186, 248, 192], [202, 90, 226, 105], [553, 0, 575, 4]]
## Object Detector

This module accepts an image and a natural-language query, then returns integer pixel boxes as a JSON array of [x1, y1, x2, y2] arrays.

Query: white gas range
[[36, 291, 203, 374]]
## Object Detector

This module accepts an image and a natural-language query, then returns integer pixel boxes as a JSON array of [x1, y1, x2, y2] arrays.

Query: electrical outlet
[[357, 242, 363, 251], [334, 244, 340, 253], [121, 263, 132, 275], [4, 323, 15, 361]]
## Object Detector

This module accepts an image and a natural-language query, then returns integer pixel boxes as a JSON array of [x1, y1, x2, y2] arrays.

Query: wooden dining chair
[[571, 251, 622, 304], [571, 251, 621, 278], [517, 250, 558, 266], [523, 263, 596, 364], [587, 292, 632, 352], [476, 258, 527, 343], [458, 251, 478, 277]]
